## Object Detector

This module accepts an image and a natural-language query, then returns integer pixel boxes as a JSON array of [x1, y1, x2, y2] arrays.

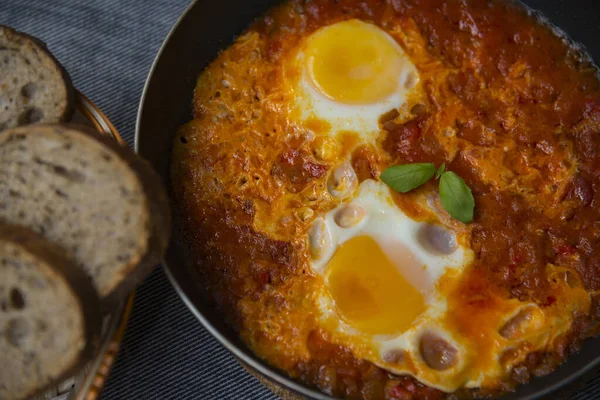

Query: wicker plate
[[29, 91, 135, 400]]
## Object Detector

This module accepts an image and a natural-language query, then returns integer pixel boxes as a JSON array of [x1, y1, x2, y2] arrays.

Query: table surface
[[2, 0, 600, 399]]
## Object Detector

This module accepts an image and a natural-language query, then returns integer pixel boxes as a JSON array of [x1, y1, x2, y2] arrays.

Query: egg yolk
[[305, 19, 410, 104], [325, 235, 425, 335]]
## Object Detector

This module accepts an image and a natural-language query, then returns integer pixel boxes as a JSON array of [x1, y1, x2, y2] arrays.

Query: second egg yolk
[[325, 235, 425, 335]]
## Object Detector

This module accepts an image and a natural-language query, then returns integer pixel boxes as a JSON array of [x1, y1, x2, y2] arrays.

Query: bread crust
[[0, 124, 171, 304], [0, 123, 171, 305], [0, 222, 102, 400], [67, 125, 172, 305], [0, 25, 75, 126]]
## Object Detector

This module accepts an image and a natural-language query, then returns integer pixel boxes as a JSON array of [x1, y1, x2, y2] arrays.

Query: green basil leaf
[[439, 171, 475, 223], [435, 163, 446, 180], [381, 163, 435, 193]]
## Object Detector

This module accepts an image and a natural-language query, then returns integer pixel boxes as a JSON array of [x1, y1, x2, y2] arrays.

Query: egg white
[[310, 179, 469, 281], [308, 179, 479, 390], [290, 21, 421, 142]]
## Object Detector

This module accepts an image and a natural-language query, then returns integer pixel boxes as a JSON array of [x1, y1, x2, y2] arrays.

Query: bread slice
[[0, 124, 171, 304], [0, 223, 101, 400], [0, 25, 75, 131]]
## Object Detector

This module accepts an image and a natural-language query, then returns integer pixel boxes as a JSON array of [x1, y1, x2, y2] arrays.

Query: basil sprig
[[381, 162, 474, 223], [380, 163, 435, 193], [438, 171, 474, 223], [435, 162, 445, 179]]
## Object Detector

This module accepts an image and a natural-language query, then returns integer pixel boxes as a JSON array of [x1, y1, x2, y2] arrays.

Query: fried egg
[[306, 179, 589, 391], [288, 19, 421, 142], [308, 179, 474, 389]]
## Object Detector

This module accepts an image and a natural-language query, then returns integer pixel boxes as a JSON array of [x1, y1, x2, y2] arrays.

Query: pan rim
[[135, 1, 600, 399]]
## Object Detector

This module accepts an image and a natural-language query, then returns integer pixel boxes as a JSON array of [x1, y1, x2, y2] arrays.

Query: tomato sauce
[[171, 0, 600, 398]]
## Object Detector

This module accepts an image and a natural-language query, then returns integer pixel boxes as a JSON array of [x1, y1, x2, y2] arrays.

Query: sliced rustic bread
[[0, 124, 171, 304], [0, 223, 101, 400], [0, 25, 75, 131]]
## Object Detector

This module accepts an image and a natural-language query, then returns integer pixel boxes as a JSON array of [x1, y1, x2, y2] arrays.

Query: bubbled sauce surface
[[170, 0, 600, 398]]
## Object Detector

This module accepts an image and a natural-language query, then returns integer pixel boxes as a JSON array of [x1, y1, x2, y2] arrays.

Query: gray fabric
[[0, 1, 599, 399]]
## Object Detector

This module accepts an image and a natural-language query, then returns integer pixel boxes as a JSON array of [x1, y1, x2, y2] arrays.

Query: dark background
[[1, 0, 600, 399]]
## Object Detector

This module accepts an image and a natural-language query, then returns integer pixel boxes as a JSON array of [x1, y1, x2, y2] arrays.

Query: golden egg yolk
[[325, 235, 425, 335], [305, 19, 409, 104]]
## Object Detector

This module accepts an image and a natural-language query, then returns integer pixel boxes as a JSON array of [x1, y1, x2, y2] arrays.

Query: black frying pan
[[136, 0, 600, 398]]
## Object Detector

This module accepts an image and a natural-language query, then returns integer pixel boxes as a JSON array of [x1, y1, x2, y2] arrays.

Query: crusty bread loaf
[[0, 25, 75, 131], [0, 124, 171, 304], [0, 223, 101, 400]]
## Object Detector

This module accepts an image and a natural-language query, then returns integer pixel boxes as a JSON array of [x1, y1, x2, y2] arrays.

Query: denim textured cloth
[[1, 0, 600, 399]]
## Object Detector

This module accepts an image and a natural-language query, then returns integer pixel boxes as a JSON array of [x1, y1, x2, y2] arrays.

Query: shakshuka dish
[[170, 0, 600, 398]]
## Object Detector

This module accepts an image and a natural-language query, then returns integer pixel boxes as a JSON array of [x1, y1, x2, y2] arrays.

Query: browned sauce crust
[[171, 0, 600, 398]]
